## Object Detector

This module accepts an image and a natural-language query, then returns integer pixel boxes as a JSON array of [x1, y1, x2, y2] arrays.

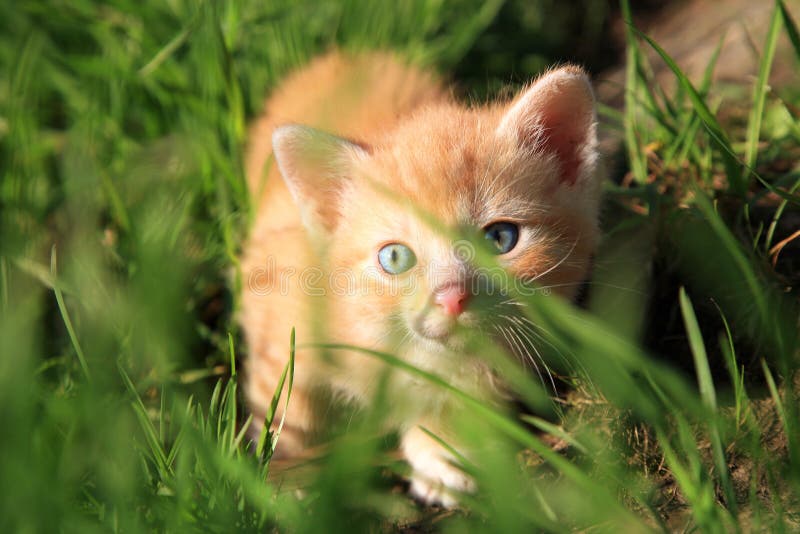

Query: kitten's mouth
[[409, 311, 474, 348], [410, 318, 453, 342]]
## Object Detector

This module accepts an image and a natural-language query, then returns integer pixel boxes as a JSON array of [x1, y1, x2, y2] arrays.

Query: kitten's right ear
[[272, 125, 368, 235], [497, 66, 597, 188]]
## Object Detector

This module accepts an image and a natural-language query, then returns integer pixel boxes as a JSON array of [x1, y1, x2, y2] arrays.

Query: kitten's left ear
[[272, 125, 369, 236], [497, 66, 598, 187]]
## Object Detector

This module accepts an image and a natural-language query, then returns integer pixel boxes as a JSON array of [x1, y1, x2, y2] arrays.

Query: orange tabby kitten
[[241, 51, 601, 507]]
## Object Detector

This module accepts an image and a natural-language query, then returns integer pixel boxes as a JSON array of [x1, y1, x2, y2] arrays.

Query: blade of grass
[[761, 359, 789, 440], [159, 385, 166, 444], [663, 113, 700, 169], [636, 28, 744, 195], [223, 376, 238, 454], [764, 175, 800, 252], [228, 331, 236, 377], [422, 0, 504, 67], [778, 0, 800, 60], [139, 16, 198, 78], [0, 256, 7, 311], [233, 413, 254, 453], [596, 101, 624, 127], [118, 363, 172, 479], [656, 423, 736, 531], [620, 0, 649, 184], [208, 377, 223, 419], [743, 4, 782, 184], [98, 169, 131, 233], [662, 32, 725, 169], [270, 327, 296, 457], [679, 288, 717, 409], [519, 414, 588, 454], [50, 245, 91, 382], [691, 190, 773, 352], [419, 426, 473, 469], [679, 288, 736, 514], [752, 172, 800, 206], [255, 349, 294, 462], [165, 398, 192, 466], [634, 61, 674, 134], [712, 301, 748, 428]]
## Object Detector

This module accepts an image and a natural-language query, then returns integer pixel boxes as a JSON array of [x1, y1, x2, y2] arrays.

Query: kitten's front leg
[[401, 423, 475, 508]]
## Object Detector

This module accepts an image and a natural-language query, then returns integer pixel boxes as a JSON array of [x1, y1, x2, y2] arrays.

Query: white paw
[[408, 463, 475, 508], [403, 433, 475, 508]]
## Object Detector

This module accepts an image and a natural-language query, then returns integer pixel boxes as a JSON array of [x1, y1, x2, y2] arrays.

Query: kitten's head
[[272, 66, 600, 356]]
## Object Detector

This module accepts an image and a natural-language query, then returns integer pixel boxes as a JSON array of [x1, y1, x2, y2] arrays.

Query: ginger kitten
[[241, 51, 601, 507]]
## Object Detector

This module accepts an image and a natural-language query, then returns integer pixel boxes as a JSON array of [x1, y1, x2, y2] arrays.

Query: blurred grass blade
[[424, 0, 504, 67], [419, 426, 472, 469], [761, 360, 789, 441], [228, 331, 237, 377], [98, 170, 131, 233], [233, 413, 254, 452], [761, 359, 798, 466], [166, 400, 191, 466], [50, 245, 91, 381], [209, 378, 223, 418], [700, 32, 726, 96], [743, 4, 782, 183], [0, 257, 7, 311], [118, 363, 172, 478], [520, 414, 588, 454], [139, 17, 197, 78], [752, 172, 800, 206], [778, 0, 800, 60]]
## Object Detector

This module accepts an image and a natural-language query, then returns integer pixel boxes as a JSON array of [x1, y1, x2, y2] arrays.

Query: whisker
[[495, 324, 530, 373], [505, 322, 555, 395], [495, 318, 541, 383], [512, 324, 558, 396], [530, 280, 646, 295], [509, 313, 596, 391], [528, 235, 580, 284]]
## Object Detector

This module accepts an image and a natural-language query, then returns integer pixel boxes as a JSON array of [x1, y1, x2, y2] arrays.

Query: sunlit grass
[[1, 0, 799, 531]]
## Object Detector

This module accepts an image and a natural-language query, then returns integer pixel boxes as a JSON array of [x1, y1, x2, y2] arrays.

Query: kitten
[[241, 51, 601, 507]]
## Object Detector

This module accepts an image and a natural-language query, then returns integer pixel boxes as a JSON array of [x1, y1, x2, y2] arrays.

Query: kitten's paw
[[402, 428, 475, 508], [408, 463, 474, 508]]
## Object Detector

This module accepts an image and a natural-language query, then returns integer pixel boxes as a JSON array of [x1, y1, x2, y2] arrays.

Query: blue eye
[[484, 222, 519, 254], [378, 243, 417, 274]]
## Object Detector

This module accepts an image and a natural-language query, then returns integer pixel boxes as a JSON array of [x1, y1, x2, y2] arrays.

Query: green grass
[[1, 0, 799, 531]]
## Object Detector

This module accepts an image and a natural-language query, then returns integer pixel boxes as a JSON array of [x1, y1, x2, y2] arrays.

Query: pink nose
[[434, 284, 469, 316]]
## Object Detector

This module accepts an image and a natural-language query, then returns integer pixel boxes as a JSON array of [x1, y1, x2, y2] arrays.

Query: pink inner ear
[[505, 69, 595, 187], [538, 119, 583, 187], [533, 93, 592, 187]]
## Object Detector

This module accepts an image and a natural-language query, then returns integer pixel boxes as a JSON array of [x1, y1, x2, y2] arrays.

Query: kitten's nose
[[434, 283, 469, 316]]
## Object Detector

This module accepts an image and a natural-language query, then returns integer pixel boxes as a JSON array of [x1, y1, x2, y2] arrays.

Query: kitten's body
[[241, 51, 601, 506]]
